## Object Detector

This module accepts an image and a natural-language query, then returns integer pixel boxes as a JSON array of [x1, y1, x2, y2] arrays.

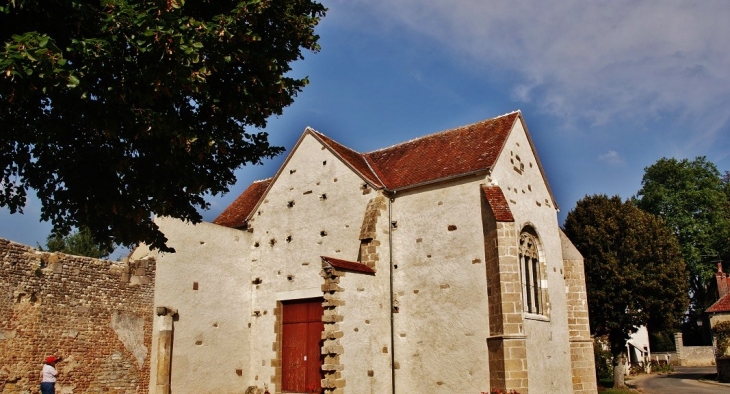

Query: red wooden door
[[282, 298, 324, 393]]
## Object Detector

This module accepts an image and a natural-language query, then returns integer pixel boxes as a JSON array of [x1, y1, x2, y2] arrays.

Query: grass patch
[[599, 388, 635, 394]]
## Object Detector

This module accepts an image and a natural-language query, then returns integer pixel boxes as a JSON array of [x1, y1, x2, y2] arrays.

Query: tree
[[635, 157, 730, 331], [0, 0, 326, 252], [563, 195, 688, 370], [43, 226, 113, 259]]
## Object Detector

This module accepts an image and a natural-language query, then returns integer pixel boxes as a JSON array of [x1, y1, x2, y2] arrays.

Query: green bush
[[649, 330, 676, 352], [649, 360, 673, 373], [713, 321, 730, 358], [594, 341, 613, 381]]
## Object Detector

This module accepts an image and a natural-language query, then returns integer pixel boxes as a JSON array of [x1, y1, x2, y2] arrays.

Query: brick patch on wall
[[0, 238, 154, 394]]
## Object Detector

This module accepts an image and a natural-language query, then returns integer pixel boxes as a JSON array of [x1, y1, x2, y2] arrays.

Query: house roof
[[215, 110, 554, 228], [365, 112, 519, 190], [321, 256, 376, 274], [481, 185, 515, 222], [212, 178, 272, 228], [708, 292, 730, 313]]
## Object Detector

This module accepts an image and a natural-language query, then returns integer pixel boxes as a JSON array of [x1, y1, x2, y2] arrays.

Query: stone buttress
[[560, 230, 598, 393], [482, 186, 529, 393]]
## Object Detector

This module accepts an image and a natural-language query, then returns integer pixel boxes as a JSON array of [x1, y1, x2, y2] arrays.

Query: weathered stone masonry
[[0, 238, 154, 394], [482, 188, 528, 393], [358, 195, 387, 269], [320, 265, 346, 394], [485, 222, 529, 393], [560, 231, 598, 394]]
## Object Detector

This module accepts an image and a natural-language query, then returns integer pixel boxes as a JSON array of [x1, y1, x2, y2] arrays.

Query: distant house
[[134, 111, 597, 393], [708, 263, 730, 381], [626, 326, 650, 370], [708, 263, 730, 327]]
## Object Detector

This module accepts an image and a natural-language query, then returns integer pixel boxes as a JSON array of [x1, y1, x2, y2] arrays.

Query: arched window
[[519, 229, 544, 315]]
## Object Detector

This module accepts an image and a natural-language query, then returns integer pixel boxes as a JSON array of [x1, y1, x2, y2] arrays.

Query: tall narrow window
[[519, 230, 543, 314]]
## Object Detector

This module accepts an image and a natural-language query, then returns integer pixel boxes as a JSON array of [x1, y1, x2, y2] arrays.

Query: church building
[[134, 111, 597, 394]]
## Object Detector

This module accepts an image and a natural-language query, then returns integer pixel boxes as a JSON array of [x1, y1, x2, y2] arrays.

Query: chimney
[[717, 262, 730, 299]]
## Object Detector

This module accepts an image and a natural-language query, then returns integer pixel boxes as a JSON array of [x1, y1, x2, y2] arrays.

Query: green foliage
[[599, 388, 636, 394], [635, 157, 730, 316], [44, 227, 112, 259], [713, 321, 730, 358], [563, 195, 688, 357], [649, 330, 676, 352], [648, 360, 673, 373], [0, 0, 326, 252], [594, 341, 613, 381]]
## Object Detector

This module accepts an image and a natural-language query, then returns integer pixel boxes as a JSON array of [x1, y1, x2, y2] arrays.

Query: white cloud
[[598, 150, 626, 166], [333, 0, 730, 148]]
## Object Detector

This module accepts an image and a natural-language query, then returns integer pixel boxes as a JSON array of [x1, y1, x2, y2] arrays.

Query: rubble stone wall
[[673, 332, 715, 367], [0, 238, 154, 394]]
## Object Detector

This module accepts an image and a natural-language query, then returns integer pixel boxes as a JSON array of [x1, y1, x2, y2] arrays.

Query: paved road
[[632, 366, 730, 394]]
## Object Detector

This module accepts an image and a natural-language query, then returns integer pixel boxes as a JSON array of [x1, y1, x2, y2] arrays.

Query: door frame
[[275, 297, 325, 393]]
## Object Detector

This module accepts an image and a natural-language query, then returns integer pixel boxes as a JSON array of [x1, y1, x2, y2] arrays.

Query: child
[[40, 355, 60, 394]]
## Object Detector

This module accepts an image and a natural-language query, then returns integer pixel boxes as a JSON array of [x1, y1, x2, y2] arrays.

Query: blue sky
[[2, 1, 729, 258]]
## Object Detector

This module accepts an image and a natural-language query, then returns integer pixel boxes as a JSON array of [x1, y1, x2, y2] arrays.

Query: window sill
[[524, 313, 550, 322]]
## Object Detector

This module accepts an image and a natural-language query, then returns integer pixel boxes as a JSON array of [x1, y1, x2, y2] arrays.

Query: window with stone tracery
[[519, 228, 545, 315]]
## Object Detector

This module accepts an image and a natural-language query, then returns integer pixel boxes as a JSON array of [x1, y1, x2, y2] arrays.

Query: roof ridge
[[309, 128, 363, 154], [365, 110, 521, 155]]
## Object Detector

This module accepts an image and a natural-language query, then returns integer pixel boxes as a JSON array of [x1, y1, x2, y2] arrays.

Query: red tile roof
[[212, 178, 272, 228], [215, 111, 535, 228], [365, 112, 519, 190], [481, 185, 515, 222], [708, 292, 730, 313], [321, 256, 376, 274]]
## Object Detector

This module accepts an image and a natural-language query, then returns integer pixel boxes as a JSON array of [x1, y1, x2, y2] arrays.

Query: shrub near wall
[[713, 321, 730, 383], [0, 238, 154, 393]]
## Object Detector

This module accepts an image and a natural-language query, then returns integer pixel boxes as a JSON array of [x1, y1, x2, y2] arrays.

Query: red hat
[[45, 356, 58, 364]]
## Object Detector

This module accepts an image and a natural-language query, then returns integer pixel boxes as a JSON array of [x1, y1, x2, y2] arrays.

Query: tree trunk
[[613, 354, 627, 389]]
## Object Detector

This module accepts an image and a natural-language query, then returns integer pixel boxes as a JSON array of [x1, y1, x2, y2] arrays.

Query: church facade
[[134, 111, 597, 394]]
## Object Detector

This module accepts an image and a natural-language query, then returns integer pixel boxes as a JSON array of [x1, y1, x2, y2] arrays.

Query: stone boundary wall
[[650, 352, 679, 366], [674, 332, 715, 367], [0, 238, 155, 393]]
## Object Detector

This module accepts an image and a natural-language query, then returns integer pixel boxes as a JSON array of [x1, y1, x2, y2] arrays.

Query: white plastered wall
[[335, 260, 393, 393], [243, 133, 392, 393], [134, 218, 253, 394], [490, 119, 573, 393], [389, 176, 492, 393]]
